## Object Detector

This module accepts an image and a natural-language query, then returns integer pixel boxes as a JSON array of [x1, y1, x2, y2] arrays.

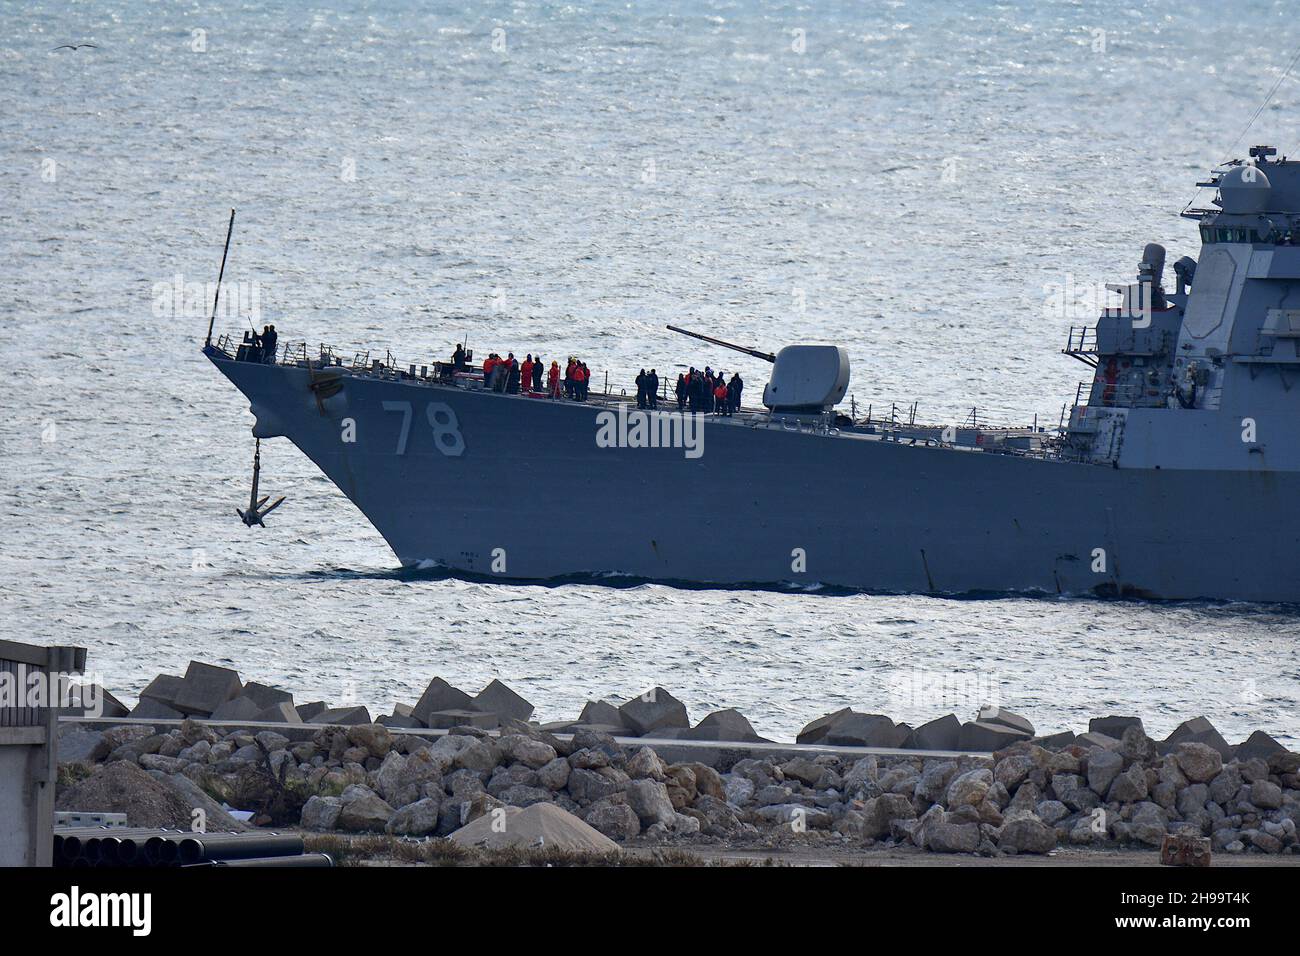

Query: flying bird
[[51, 43, 98, 52]]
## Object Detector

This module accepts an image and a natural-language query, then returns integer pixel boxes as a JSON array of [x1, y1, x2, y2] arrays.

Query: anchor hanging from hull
[[236, 438, 286, 527]]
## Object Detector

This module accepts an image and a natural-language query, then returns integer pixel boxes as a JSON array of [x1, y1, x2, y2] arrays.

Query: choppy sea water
[[1, 0, 1298, 744]]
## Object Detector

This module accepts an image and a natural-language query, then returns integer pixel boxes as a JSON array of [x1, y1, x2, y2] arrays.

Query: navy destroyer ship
[[206, 147, 1300, 602]]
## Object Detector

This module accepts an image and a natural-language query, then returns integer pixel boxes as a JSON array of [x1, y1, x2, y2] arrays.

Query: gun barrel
[[666, 325, 775, 363]]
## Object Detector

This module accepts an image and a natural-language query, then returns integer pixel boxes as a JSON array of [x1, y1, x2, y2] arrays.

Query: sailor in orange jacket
[[548, 361, 561, 398]]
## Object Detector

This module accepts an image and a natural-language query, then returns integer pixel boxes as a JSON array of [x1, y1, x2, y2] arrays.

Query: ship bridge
[[1061, 146, 1300, 472]]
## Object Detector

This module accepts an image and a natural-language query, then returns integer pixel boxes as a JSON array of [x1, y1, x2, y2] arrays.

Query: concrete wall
[[0, 640, 84, 867]]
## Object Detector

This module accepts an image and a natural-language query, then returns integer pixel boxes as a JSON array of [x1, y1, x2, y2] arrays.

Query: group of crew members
[[451, 344, 743, 414], [455, 344, 589, 400], [677, 366, 743, 415], [236, 324, 279, 363]]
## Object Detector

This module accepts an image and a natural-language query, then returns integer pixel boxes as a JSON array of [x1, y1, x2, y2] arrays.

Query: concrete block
[[1089, 715, 1143, 738], [242, 681, 294, 710], [977, 706, 1035, 738], [1163, 717, 1233, 760], [903, 714, 961, 751], [579, 700, 626, 728], [619, 687, 689, 736], [472, 679, 534, 722], [393, 702, 415, 718], [1074, 731, 1120, 750], [209, 696, 264, 722], [69, 684, 129, 718], [130, 698, 183, 720], [313, 705, 372, 726], [795, 707, 854, 745], [423, 708, 498, 730], [379, 713, 422, 728], [1033, 730, 1077, 750], [1234, 730, 1287, 762], [957, 720, 1031, 752], [173, 661, 242, 716], [296, 701, 328, 722], [413, 677, 474, 725], [256, 702, 303, 724], [823, 712, 897, 747], [139, 674, 185, 707], [686, 708, 764, 743]]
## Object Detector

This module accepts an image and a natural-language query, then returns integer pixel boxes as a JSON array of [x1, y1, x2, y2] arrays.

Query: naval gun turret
[[761, 345, 851, 413], [665, 324, 850, 416]]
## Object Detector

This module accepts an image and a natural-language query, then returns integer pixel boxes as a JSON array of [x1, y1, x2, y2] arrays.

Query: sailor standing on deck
[[532, 356, 544, 392], [521, 354, 534, 394], [261, 325, 278, 364], [648, 369, 659, 409], [452, 343, 467, 371], [636, 369, 647, 409], [548, 360, 560, 398], [729, 371, 743, 413]]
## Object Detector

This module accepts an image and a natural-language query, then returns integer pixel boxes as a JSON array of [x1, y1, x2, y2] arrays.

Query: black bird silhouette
[[51, 43, 98, 52]]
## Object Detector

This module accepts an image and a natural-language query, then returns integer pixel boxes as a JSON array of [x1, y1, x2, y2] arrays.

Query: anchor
[[236, 438, 286, 527]]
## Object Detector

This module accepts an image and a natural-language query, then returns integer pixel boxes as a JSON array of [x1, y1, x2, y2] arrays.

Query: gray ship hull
[[209, 351, 1300, 603]]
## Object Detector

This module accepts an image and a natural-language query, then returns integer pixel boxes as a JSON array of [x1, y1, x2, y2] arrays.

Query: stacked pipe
[[54, 828, 332, 868]]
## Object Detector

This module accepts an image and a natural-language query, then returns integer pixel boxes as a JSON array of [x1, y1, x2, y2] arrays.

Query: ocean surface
[[2, 0, 1298, 745]]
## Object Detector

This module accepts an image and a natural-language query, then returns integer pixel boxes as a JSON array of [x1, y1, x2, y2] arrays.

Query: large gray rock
[[413, 677, 475, 725], [1107, 763, 1149, 803], [58, 727, 108, 764], [862, 793, 915, 839], [619, 688, 689, 737], [927, 819, 980, 853], [998, 816, 1057, 854], [686, 709, 764, 742], [337, 793, 396, 832], [173, 661, 242, 716], [1250, 779, 1283, 810], [1175, 742, 1224, 783], [903, 714, 961, 751], [387, 797, 441, 836], [584, 799, 641, 840], [567, 768, 621, 805], [537, 757, 571, 791], [499, 734, 557, 769], [915, 760, 959, 804], [946, 768, 992, 808], [1086, 750, 1124, 795], [300, 795, 343, 831], [472, 679, 534, 722], [625, 779, 676, 826]]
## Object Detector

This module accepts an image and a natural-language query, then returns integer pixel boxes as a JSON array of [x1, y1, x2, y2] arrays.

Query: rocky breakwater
[[58, 685, 1300, 857]]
